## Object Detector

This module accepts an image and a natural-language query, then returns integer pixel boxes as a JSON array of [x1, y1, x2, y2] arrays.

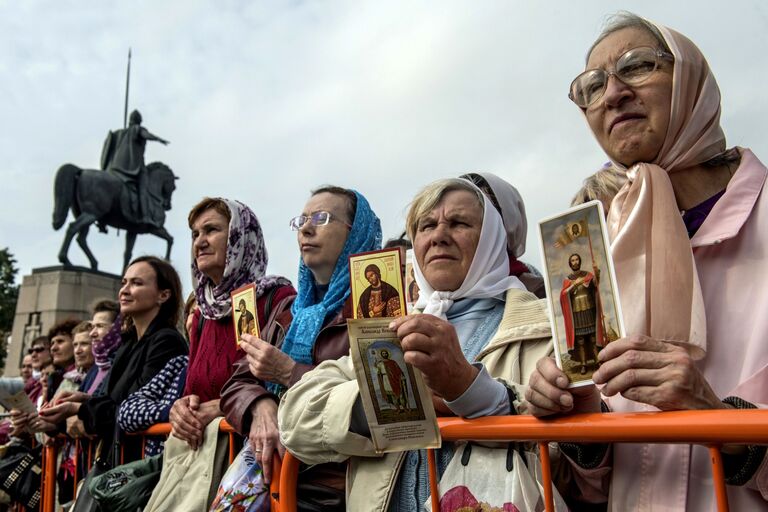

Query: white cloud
[[1, 0, 766, 296]]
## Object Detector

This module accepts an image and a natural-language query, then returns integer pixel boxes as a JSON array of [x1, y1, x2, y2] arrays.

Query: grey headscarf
[[460, 172, 528, 257]]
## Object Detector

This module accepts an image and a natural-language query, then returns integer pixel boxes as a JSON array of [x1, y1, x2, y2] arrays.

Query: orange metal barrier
[[37, 410, 768, 512], [428, 410, 768, 512], [38, 419, 284, 512], [273, 410, 768, 512]]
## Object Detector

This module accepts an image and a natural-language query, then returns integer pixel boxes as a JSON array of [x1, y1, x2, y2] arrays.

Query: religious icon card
[[404, 249, 421, 313], [347, 318, 441, 453], [349, 248, 406, 320], [230, 283, 260, 346], [537, 200, 625, 387]]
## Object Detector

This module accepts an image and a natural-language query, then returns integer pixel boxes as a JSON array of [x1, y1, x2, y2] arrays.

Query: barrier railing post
[[538, 441, 554, 512], [427, 448, 440, 510], [278, 452, 300, 512], [708, 445, 729, 512], [42, 443, 57, 512], [73, 439, 80, 498], [270, 453, 282, 512]]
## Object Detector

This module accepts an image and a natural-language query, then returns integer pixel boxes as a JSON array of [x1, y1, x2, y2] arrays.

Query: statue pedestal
[[5, 266, 122, 376]]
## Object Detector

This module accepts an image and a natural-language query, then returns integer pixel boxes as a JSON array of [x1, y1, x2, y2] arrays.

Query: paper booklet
[[347, 318, 441, 453], [0, 389, 36, 415]]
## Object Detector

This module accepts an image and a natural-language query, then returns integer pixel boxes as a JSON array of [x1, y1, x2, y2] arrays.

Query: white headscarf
[[413, 182, 526, 319]]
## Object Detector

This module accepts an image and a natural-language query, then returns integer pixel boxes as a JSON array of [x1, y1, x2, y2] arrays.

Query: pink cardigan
[[570, 149, 768, 510]]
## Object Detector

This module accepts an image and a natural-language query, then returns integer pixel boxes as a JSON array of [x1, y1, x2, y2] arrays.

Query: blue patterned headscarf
[[278, 190, 381, 373]]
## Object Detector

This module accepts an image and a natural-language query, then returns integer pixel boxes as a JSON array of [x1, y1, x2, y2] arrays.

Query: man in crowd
[[23, 335, 51, 405], [20, 355, 34, 384]]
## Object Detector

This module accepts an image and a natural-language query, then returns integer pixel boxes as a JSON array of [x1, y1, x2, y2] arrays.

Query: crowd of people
[[1, 11, 766, 512]]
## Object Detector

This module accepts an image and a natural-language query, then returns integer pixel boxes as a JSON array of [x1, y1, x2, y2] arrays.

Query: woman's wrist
[[280, 358, 297, 387], [443, 363, 479, 402]]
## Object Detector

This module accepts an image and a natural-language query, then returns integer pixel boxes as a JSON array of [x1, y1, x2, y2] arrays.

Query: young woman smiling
[[40, 256, 188, 468]]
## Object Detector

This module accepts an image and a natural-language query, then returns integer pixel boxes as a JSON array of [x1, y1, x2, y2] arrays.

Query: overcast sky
[[2, 1, 767, 295]]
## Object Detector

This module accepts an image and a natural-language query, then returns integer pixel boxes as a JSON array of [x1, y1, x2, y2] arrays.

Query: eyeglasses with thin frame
[[569, 46, 674, 108], [289, 211, 352, 231]]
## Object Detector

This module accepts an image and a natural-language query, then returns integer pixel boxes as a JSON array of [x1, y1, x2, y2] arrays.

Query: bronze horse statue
[[52, 162, 178, 271]]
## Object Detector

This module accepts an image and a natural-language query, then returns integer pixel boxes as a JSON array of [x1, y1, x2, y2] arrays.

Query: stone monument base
[[5, 266, 122, 376]]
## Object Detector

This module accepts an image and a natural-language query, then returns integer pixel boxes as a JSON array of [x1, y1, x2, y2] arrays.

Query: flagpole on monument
[[123, 48, 131, 128]]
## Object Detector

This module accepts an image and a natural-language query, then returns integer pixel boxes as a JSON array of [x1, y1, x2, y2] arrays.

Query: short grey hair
[[405, 179, 484, 241], [587, 11, 670, 63], [571, 165, 628, 206]]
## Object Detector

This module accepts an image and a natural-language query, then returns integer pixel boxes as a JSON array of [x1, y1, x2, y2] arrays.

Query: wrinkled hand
[[66, 416, 91, 438], [170, 395, 204, 449], [248, 399, 285, 484], [10, 409, 32, 436], [38, 401, 80, 424], [593, 335, 724, 411], [28, 415, 57, 433], [55, 390, 90, 404], [389, 315, 477, 401], [240, 334, 296, 387], [525, 357, 601, 417], [170, 396, 221, 449], [195, 399, 221, 426]]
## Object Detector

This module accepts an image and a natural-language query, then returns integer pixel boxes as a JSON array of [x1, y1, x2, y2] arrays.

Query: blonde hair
[[571, 166, 628, 207], [405, 179, 484, 240], [71, 320, 92, 337]]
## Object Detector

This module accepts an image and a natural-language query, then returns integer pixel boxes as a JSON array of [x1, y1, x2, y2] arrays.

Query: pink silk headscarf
[[603, 20, 726, 359]]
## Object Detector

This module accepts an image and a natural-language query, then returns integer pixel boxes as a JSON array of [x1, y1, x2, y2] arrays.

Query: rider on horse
[[101, 109, 169, 230]]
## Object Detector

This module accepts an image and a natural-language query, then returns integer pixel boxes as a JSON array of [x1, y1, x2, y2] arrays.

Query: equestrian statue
[[52, 109, 178, 271]]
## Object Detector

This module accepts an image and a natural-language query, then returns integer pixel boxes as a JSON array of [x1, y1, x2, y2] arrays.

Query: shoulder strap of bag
[[197, 313, 205, 339], [262, 286, 279, 323]]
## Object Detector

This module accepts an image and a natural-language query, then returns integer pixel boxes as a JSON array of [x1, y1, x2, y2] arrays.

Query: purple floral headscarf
[[192, 198, 292, 320], [92, 314, 123, 370]]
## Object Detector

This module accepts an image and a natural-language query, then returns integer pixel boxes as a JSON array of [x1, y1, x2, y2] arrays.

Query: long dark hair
[[126, 256, 183, 329]]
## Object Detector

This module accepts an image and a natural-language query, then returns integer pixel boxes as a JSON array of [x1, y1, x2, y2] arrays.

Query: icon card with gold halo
[[404, 249, 421, 313], [230, 283, 260, 346], [347, 317, 441, 453], [538, 200, 625, 387], [349, 248, 406, 320]]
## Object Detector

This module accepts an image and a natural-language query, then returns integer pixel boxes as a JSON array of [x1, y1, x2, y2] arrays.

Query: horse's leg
[[160, 228, 174, 261], [58, 213, 98, 267], [147, 227, 174, 261], [76, 224, 98, 270], [124, 231, 137, 272]]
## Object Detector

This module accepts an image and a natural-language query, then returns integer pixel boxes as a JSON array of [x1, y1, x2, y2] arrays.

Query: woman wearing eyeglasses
[[218, 185, 381, 509], [278, 178, 556, 511], [526, 12, 768, 510]]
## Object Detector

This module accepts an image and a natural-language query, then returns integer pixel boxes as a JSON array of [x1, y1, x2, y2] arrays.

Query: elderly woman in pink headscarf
[[526, 12, 768, 511]]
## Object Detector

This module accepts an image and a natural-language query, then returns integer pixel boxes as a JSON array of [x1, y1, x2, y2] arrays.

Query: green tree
[[0, 248, 20, 371]]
